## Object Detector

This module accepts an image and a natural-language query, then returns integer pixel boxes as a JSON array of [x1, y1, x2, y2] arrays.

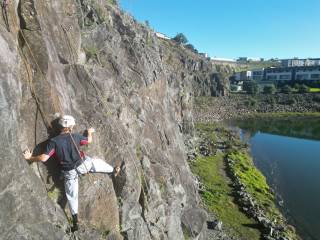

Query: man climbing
[[23, 115, 120, 232]]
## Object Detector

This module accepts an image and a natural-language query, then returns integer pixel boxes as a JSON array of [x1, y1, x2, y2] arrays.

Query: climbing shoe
[[71, 214, 79, 232]]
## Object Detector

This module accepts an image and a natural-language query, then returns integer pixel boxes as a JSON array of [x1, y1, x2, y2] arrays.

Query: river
[[231, 116, 320, 240]]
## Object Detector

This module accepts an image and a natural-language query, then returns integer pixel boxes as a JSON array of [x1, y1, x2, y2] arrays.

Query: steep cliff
[[0, 1, 229, 239]]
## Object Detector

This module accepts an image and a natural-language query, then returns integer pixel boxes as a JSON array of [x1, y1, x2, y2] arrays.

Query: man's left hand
[[23, 149, 32, 160], [87, 127, 95, 134]]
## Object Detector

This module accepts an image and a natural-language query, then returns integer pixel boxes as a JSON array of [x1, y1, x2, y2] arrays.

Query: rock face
[[0, 1, 228, 239]]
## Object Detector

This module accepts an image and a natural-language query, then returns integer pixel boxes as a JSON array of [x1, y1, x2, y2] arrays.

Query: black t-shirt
[[45, 133, 88, 171]]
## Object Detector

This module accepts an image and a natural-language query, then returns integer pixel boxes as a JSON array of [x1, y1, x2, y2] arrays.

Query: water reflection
[[230, 116, 320, 240], [232, 116, 320, 141]]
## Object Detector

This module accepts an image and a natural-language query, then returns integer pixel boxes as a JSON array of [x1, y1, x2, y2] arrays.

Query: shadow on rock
[[32, 118, 67, 210]]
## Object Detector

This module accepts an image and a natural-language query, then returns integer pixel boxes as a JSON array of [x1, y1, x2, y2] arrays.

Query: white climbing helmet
[[59, 115, 76, 128]]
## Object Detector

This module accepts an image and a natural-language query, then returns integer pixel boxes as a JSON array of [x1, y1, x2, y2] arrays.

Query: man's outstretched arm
[[23, 149, 50, 162]]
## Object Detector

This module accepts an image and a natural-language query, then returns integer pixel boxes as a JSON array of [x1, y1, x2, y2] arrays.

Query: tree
[[298, 84, 309, 93], [172, 33, 188, 44], [243, 81, 259, 95], [185, 43, 198, 53], [281, 85, 293, 94], [263, 84, 276, 94], [293, 83, 300, 90]]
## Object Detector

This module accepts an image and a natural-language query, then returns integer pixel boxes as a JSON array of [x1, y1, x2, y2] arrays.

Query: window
[[279, 75, 291, 80], [267, 75, 277, 80], [253, 71, 263, 76], [252, 76, 262, 80], [296, 74, 309, 80], [311, 74, 320, 79]]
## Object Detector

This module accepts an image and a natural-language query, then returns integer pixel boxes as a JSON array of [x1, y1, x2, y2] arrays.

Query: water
[[231, 116, 320, 240]]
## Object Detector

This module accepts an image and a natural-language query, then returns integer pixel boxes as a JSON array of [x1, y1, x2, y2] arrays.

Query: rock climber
[[23, 115, 120, 232]]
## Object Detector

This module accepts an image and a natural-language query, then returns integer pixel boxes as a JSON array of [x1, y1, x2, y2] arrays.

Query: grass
[[191, 154, 261, 240], [234, 61, 281, 72], [310, 88, 320, 93], [47, 187, 61, 202], [192, 123, 261, 239], [227, 151, 280, 219], [84, 46, 100, 62], [107, 0, 118, 5]]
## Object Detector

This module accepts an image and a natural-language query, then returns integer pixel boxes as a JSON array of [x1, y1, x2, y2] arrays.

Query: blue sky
[[119, 0, 320, 60]]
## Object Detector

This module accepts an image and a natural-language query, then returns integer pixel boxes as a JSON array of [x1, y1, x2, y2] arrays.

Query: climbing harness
[[1, 0, 10, 32]]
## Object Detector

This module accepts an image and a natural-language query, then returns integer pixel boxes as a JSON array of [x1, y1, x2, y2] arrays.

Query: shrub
[[298, 84, 309, 93], [266, 96, 277, 106], [312, 95, 320, 103], [172, 33, 188, 44], [281, 85, 293, 94], [243, 81, 259, 95], [293, 83, 300, 90], [244, 97, 258, 108], [286, 96, 296, 105], [263, 85, 276, 94], [185, 43, 198, 53]]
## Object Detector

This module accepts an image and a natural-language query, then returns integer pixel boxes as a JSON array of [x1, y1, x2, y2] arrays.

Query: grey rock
[[181, 208, 207, 238], [0, 0, 229, 239]]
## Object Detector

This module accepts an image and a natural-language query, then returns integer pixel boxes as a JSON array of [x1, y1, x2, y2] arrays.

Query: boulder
[[181, 208, 207, 238]]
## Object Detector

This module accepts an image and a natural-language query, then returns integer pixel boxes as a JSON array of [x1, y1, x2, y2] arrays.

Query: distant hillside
[[235, 60, 281, 72]]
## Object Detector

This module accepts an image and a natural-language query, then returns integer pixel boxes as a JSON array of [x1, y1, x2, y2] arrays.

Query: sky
[[119, 0, 320, 60]]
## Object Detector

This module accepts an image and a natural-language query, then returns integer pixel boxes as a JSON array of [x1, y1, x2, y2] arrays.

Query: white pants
[[62, 156, 114, 215]]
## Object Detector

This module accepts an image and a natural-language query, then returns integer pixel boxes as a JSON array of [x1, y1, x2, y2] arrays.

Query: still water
[[232, 116, 320, 240]]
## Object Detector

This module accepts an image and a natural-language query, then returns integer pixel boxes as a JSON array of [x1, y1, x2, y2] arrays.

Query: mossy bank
[[190, 122, 299, 240]]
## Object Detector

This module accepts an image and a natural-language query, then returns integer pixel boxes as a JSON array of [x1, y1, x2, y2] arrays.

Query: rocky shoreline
[[226, 156, 292, 240], [193, 93, 320, 122], [188, 123, 299, 240]]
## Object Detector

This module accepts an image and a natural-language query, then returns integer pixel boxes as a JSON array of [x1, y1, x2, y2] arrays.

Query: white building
[[155, 32, 170, 40], [211, 57, 237, 66], [281, 58, 320, 67], [211, 57, 236, 62]]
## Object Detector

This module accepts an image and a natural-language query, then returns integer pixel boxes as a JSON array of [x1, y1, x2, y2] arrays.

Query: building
[[237, 57, 248, 63], [295, 66, 320, 81], [211, 57, 237, 66], [264, 66, 320, 81], [251, 69, 264, 81], [265, 67, 293, 81], [155, 32, 170, 40], [281, 58, 320, 67], [199, 53, 209, 58], [305, 58, 320, 66], [230, 65, 320, 83]]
